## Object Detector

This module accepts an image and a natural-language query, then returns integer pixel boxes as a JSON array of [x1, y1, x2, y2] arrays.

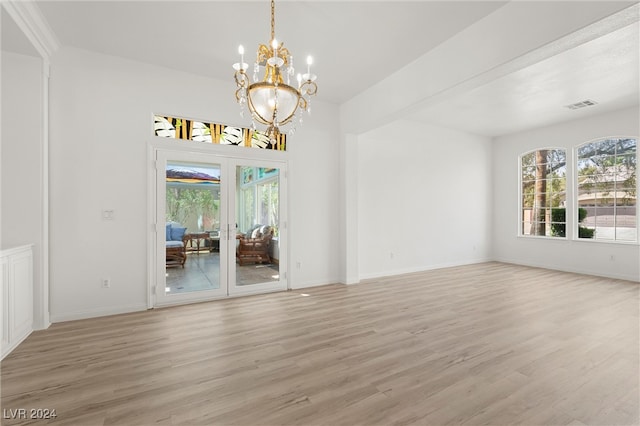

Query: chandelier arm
[[235, 88, 244, 102], [300, 81, 317, 97], [257, 44, 270, 65], [298, 97, 308, 112], [234, 70, 249, 88]]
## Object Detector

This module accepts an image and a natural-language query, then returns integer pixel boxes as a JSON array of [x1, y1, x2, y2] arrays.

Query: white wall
[[1, 51, 43, 324], [492, 106, 640, 281], [48, 47, 340, 321], [287, 105, 342, 288], [357, 120, 493, 279], [1, 52, 42, 247]]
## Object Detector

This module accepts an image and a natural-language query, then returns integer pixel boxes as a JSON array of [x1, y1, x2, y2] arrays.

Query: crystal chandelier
[[233, 0, 317, 142]]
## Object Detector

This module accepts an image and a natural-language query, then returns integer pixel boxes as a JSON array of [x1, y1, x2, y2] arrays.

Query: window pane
[[521, 152, 535, 166], [552, 164, 567, 177], [549, 192, 566, 208], [616, 138, 636, 155], [191, 121, 212, 143], [578, 206, 594, 238], [520, 149, 567, 238], [597, 196, 614, 207], [533, 196, 550, 208], [548, 149, 566, 165], [596, 140, 618, 155], [577, 158, 595, 172], [550, 208, 566, 237], [616, 204, 636, 241], [593, 208, 615, 239], [576, 138, 637, 241], [577, 187, 597, 195], [521, 166, 536, 180]]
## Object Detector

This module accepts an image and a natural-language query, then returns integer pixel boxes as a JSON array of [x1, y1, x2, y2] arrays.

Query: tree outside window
[[166, 186, 220, 231]]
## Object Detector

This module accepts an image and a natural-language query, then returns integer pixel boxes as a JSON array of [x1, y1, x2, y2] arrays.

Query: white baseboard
[[290, 277, 341, 290], [33, 320, 51, 331], [494, 257, 640, 282], [1, 328, 32, 360], [342, 276, 360, 285], [50, 303, 149, 323], [358, 258, 492, 281]]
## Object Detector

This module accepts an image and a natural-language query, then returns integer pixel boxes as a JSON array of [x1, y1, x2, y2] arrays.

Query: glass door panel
[[165, 160, 221, 294], [234, 166, 279, 286], [230, 163, 286, 295], [156, 152, 228, 306]]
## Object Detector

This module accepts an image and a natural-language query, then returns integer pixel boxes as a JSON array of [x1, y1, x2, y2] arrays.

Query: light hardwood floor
[[2, 262, 638, 425]]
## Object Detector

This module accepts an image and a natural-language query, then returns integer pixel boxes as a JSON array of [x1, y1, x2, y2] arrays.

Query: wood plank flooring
[[2, 262, 638, 425]]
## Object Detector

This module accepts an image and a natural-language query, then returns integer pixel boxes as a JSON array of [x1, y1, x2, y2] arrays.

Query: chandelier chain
[[270, 0, 275, 43]]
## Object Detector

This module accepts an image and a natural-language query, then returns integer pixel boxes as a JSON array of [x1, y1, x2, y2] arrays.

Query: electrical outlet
[[296, 261, 301, 269], [101, 278, 111, 288]]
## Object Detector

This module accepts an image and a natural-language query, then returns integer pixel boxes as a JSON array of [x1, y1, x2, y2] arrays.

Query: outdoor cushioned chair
[[236, 225, 274, 266], [166, 222, 187, 267]]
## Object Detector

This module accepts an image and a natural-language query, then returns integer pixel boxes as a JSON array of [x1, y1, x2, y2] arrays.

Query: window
[[521, 149, 567, 237], [576, 138, 637, 242], [153, 115, 287, 150]]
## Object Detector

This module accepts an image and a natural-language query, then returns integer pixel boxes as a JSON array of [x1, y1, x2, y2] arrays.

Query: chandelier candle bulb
[[272, 39, 279, 65], [307, 56, 312, 75]]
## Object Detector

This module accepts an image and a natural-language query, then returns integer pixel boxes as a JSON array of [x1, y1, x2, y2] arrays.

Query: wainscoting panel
[[1, 245, 33, 359]]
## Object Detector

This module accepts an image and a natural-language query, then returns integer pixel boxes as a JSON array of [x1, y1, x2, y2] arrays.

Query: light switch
[[102, 209, 115, 220]]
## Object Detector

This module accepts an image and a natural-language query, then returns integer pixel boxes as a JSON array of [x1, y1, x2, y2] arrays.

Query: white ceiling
[[3, 1, 640, 138], [32, 0, 507, 105], [407, 20, 640, 136]]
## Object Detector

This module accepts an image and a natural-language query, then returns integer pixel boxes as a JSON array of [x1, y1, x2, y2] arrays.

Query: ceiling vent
[[565, 99, 598, 110]]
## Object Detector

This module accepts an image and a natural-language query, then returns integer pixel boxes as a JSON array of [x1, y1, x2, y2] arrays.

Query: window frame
[[518, 147, 568, 239]]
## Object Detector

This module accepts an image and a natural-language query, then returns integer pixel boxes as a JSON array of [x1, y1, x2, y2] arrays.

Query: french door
[[154, 149, 287, 306]]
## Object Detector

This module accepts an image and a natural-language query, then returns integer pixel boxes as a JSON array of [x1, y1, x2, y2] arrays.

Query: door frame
[[147, 138, 289, 308]]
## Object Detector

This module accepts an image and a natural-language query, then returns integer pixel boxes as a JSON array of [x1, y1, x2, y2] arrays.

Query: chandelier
[[233, 0, 317, 142]]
